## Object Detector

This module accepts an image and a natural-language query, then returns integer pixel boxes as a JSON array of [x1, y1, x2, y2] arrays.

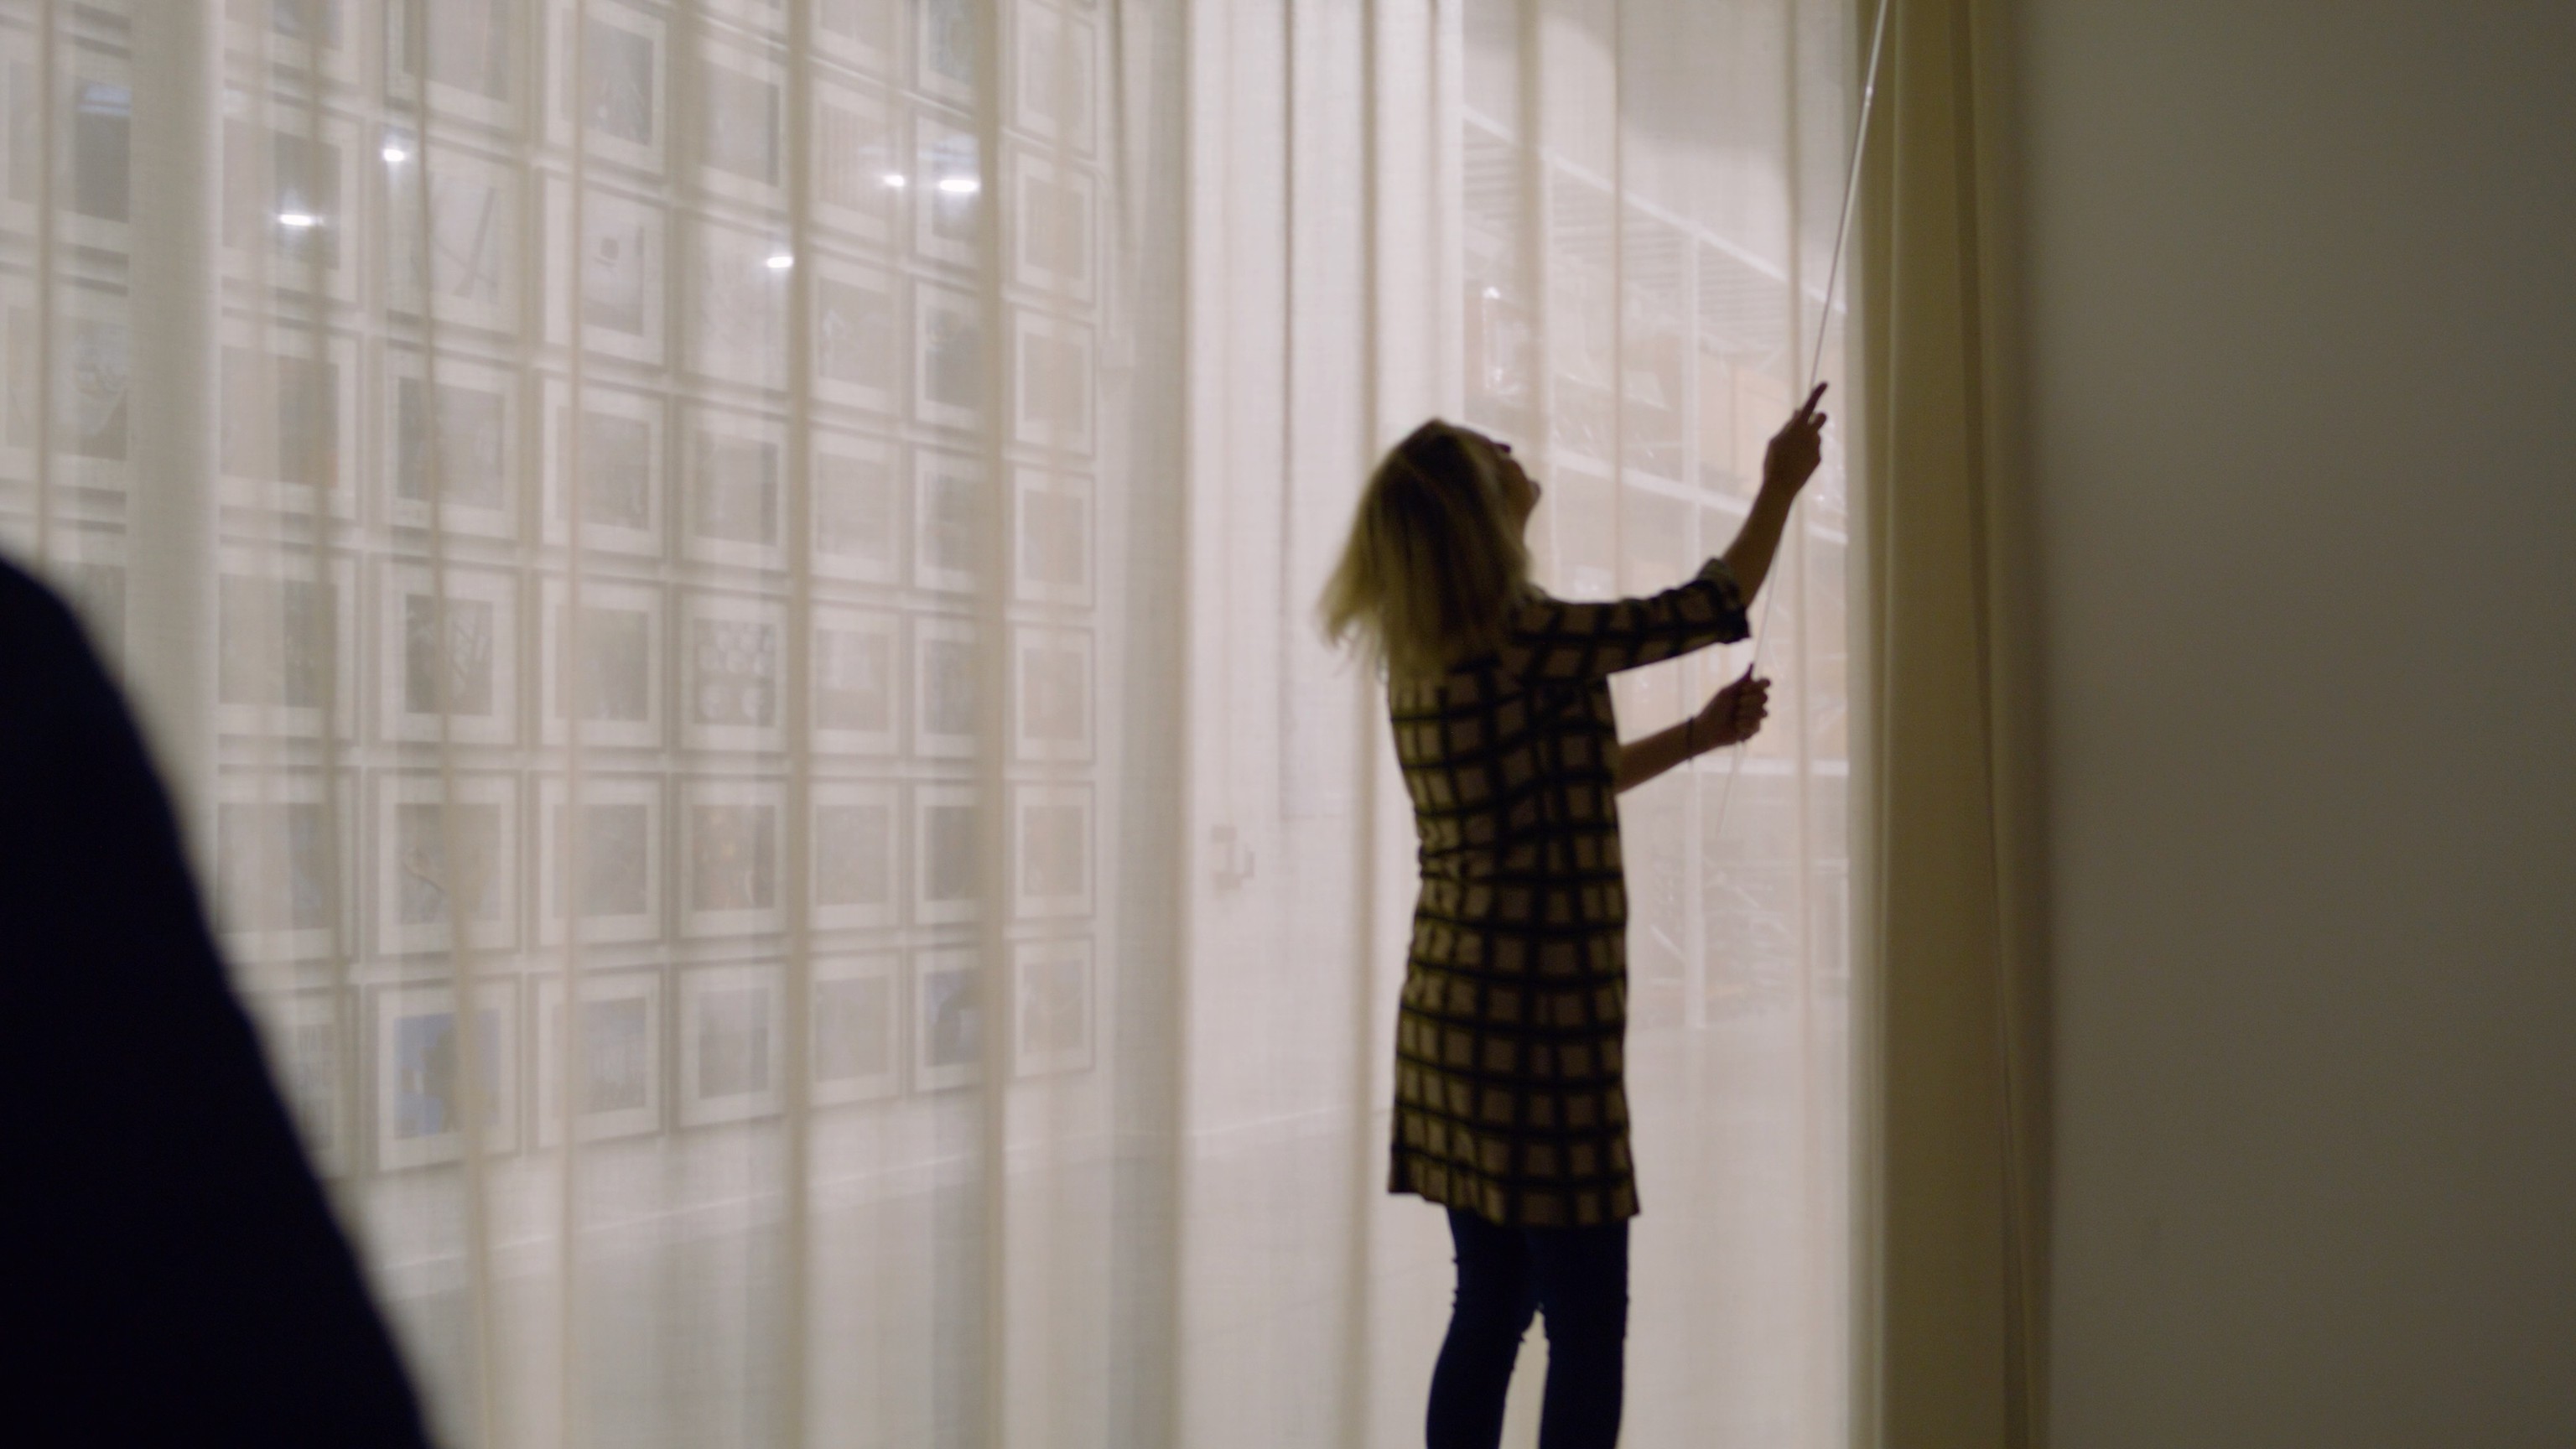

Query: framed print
[[912, 449, 984, 593], [539, 577, 664, 749], [538, 377, 665, 555], [813, 953, 901, 1104], [1010, 465, 1090, 605], [373, 771, 521, 956], [811, 779, 898, 930], [681, 408, 787, 568], [817, 0, 899, 75], [911, 947, 982, 1092], [911, 281, 984, 430], [812, 431, 901, 584], [0, 276, 132, 496], [911, 782, 981, 925], [544, 0, 667, 174], [542, 178, 668, 366], [687, 218, 792, 392], [911, 114, 982, 268], [388, 143, 524, 335], [678, 962, 786, 1125], [688, 33, 786, 206], [213, 770, 353, 963], [222, 0, 363, 87], [1011, 308, 1093, 455], [911, 614, 980, 759], [680, 776, 786, 937], [1010, 623, 1090, 763], [536, 773, 664, 945], [216, 543, 356, 740], [1008, 147, 1095, 303], [813, 254, 901, 413], [252, 989, 353, 1175], [1012, 937, 1093, 1077], [1011, 782, 1091, 919], [387, 0, 521, 128], [532, 970, 663, 1144], [382, 346, 522, 539], [916, 0, 978, 102], [373, 979, 521, 1170], [377, 562, 521, 746], [218, 318, 360, 515], [813, 78, 898, 244], [41, 537, 127, 664], [217, 105, 360, 301], [813, 605, 900, 755], [1013, 3, 1098, 155], [681, 590, 787, 752]]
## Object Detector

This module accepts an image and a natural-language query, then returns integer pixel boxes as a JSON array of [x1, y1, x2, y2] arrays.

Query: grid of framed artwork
[[0, 0, 1109, 1177]]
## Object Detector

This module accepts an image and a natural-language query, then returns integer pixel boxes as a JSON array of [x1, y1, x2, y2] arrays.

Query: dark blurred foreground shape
[[0, 558, 434, 1447]]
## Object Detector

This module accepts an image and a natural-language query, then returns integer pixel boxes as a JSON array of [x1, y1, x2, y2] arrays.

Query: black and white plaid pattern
[[1389, 558, 1748, 1227]]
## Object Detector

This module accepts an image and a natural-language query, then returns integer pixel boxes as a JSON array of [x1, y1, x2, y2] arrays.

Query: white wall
[[2013, 3, 2576, 1444]]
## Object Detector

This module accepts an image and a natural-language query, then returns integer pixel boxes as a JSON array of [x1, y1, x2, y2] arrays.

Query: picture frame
[[915, 0, 978, 103], [377, 561, 521, 746], [535, 772, 665, 946], [911, 112, 982, 269], [386, 0, 522, 130], [0, 275, 133, 496], [538, 576, 664, 750], [815, 0, 899, 77], [810, 778, 899, 930], [911, 782, 982, 925], [680, 590, 787, 753], [0, 40, 131, 252], [373, 978, 521, 1171], [216, 103, 361, 302], [1011, 307, 1093, 456], [910, 614, 980, 759], [679, 776, 787, 938], [813, 76, 899, 246], [681, 408, 788, 569], [686, 217, 792, 392], [1009, 464, 1091, 606], [1012, 936, 1093, 1078], [212, 770, 354, 963], [373, 771, 522, 957], [911, 281, 985, 430], [813, 253, 901, 414], [541, 176, 669, 366], [678, 961, 786, 1125], [1010, 623, 1091, 763], [1011, 782, 1092, 920], [1012, 3, 1098, 156], [538, 376, 666, 555], [216, 543, 357, 740], [812, 604, 901, 756], [811, 952, 901, 1105], [687, 31, 787, 208], [531, 969, 663, 1144], [217, 317, 361, 516], [387, 142, 525, 336], [912, 448, 984, 594], [812, 431, 901, 584], [543, 0, 668, 175], [250, 987, 354, 1176], [380, 345, 522, 539], [221, 0, 365, 90], [1007, 145, 1096, 304], [35, 532, 127, 663], [910, 946, 983, 1092]]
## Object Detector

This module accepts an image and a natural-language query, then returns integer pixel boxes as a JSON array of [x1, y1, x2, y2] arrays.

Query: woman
[[1318, 384, 1829, 1449]]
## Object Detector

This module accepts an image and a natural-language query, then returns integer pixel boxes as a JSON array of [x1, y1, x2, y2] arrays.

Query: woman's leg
[[1426, 1208, 1538, 1449], [1527, 1218, 1631, 1449]]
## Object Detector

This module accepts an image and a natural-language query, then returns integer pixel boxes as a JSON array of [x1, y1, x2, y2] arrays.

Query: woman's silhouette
[[1320, 384, 1828, 1449]]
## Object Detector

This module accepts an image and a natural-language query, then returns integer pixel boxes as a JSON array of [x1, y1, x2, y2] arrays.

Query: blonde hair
[[1317, 419, 1531, 679]]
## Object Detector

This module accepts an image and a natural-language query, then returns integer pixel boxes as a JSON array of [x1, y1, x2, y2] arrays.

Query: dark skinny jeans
[[1426, 1208, 1630, 1449]]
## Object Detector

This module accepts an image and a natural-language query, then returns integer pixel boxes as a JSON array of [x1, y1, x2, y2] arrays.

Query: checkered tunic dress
[[1388, 558, 1749, 1228]]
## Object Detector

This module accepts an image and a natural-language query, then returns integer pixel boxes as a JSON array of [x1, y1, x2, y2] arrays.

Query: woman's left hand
[[1696, 667, 1771, 749]]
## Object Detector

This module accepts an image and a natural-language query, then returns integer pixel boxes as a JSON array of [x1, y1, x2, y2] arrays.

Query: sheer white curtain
[[0, 0, 1853, 1444]]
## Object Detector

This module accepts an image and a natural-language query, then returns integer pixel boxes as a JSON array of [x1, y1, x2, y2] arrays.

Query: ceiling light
[[936, 177, 979, 196], [277, 211, 319, 228]]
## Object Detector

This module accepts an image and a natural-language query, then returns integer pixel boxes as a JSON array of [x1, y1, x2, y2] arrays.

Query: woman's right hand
[[1762, 382, 1830, 495], [1696, 667, 1772, 750]]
